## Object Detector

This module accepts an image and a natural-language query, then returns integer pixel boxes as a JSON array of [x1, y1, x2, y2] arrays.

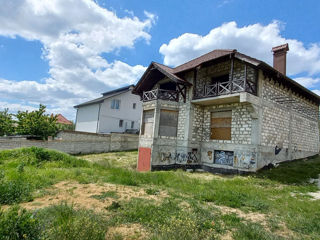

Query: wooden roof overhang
[[132, 62, 192, 96]]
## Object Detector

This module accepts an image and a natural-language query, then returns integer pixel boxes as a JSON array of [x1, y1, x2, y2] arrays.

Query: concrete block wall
[[291, 114, 319, 152], [261, 78, 319, 153], [0, 131, 139, 154], [261, 105, 290, 148], [190, 103, 253, 145]]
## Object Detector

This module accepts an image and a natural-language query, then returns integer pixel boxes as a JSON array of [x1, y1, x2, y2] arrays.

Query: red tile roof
[[56, 114, 73, 125]]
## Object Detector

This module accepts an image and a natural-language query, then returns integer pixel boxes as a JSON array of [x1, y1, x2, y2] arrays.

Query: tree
[[0, 109, 15, 136], [16, 105, 58, 140]]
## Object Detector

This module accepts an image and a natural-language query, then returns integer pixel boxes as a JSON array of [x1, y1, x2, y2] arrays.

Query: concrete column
[[153, 101, 161, 138]]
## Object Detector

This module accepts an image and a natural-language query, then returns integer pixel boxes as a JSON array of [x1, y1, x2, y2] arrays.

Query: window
[[159, 81, 176, 91], [211, 74, 229, 84], [141, 110, 154, 136], [159, 110, 178, 137], [133, 103, 136, 109], [111, 99, 120, 109], [119, 119, 123, 128], [210, 111, 232, 140], [131, 121, 134, 129]]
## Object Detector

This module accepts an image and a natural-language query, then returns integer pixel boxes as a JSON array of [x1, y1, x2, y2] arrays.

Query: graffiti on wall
[[234, 152, 256, 169], [160, 149, 199, 164], [214, 150, 234, 166]]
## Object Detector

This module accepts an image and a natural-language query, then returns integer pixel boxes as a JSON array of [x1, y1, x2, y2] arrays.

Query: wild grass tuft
[[36, 202, 108, 240], [0, 206, 41, 240]]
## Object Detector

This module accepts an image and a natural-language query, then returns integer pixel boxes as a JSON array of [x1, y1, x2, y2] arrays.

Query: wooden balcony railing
[[142, 89, 179, 102], [194, 78, 256, 99]]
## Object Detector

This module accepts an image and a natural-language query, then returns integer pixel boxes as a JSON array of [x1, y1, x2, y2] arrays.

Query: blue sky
[[0, 0, 320, 119]]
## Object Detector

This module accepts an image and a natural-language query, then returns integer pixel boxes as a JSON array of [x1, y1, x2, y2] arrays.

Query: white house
[[74, 85, 142, 133]]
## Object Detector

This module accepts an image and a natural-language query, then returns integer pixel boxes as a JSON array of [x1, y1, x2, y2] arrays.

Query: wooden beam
[[230, 57, 234, 92], [177, 84, 187, 103], [244, 64, 247, 91], [193, 68, 198, 99]]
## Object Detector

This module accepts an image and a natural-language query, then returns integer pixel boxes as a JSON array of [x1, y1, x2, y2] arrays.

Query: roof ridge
[[172, 49, 235, 73]]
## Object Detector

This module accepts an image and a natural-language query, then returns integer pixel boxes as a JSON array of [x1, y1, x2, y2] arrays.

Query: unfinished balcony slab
[[191, 92, 259, 106]]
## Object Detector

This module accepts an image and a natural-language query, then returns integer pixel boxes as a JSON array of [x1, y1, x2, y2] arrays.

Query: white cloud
[[159, 21, 320, 77], [0, 101, 38, 113], [218, 0, 233, 8], [0, 0, 155, 119], [294, 77, 320, 88], [313, 90, 320, 95]]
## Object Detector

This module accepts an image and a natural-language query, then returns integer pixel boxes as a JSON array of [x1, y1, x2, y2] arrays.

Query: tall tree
[[0, 109, 15, 136], [16, 105, 58, 140]]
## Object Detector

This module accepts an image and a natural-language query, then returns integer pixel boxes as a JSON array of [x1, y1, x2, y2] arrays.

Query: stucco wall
[[0, 131, 139, 154], [75, 91, 142, 134], [98, 91, 142, 133], [75, 104, 99, 133]]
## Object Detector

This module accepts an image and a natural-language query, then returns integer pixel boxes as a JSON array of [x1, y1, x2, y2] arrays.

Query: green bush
[[37, 202, 108, 240], [0, 173, 33, 204], [0, 206, 41, 240]]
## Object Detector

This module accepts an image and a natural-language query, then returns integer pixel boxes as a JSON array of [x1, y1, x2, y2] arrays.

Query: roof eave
[[73, 100, 104, 109], [258, 62, 320, 103]]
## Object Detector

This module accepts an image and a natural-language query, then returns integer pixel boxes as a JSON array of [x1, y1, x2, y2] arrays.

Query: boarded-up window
[[159, 109, 178, 137], [210, 111, 232, 140], [141, 110, 154, 136]]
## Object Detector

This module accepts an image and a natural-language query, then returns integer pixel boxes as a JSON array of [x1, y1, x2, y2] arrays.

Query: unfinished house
[[133, 44, 320, 173]]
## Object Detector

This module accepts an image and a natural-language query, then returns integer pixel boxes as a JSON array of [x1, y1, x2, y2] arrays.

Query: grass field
[[0, 147, 320, 240]]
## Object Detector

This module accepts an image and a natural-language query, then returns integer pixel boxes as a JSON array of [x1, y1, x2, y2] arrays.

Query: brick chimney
[[272, 43, 289, 75]]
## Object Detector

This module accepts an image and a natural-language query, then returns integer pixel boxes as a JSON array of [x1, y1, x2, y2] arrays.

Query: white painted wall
[[75, 90, 142, 134], [98, 91, 142, 133], [75, 103, 100, 133]]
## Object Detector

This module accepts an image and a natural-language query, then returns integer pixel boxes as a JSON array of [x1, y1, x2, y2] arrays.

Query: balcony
[[142, 89, 179, 102], [194, 79, 256, 100]]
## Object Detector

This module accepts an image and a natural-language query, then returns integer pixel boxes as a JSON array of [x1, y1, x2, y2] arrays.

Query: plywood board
[[159, 110, 178, 137], [141, 110, 154, 136], [210, 111, 232, 140]]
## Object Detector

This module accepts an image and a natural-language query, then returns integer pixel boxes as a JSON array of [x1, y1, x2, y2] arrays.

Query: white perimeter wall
[[75, 104, 99, 133], [98, 91, 142, 133]]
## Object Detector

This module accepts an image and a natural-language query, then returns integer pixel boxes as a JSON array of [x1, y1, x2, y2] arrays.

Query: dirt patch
[[214, 204, 268, 226], [185, 172, 230, 181], [21, 181, 168, 211], [106, 223, 148, 240], [220, 231, 233, 240], [209, 203, 295, 239], [308, 191, 320, 200]]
